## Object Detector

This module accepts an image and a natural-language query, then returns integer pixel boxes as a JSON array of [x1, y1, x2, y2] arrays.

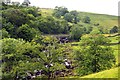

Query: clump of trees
[[53, 6, 69, 18], [74, 34, 116, 76], [1, 4, 117, 79], [53, 6, 80, 24], [1, 4, 94, 41], [70, 24, 86, 40], [1, 37, 73, 79], [82, 16, 91, 24]]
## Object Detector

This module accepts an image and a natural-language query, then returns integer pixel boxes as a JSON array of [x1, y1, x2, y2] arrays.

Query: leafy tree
[[69, 10, 80, 23], [1, 29, 10, 38], [1, 38, 43, 79], [70, 24, 86, 40], [52, 12, 61, 18], [37, 16, 68, 34], [21, 7, 40, 17], [2, 8, 29, 27], [70, 10, 78, 16], [17, 24, 37, 41], [59, 20, 69, 34], [74, 34, 116, 76], [64, 10, 80, 23], [64, 13, 74, 22], [53, 6, 69, 18], [2, 21, 15, 38], [82, 16, 91, 24], [110, 26, 118, 34]]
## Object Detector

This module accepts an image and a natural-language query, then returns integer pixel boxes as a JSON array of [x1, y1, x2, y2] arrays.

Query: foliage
[[2, 21, 15, 37], [53, 6, 69, 18], [64, 11, 80, 23], [1, 4, 118, 79], [64, 13, 74, 22], [70, 24, 86, 40], [1, 37, 71, 79], [1, 38, 43, 79], [74, 34, 116, 76], [110, 26, 118, 34], [82, 16, 91, 23], [85, 26, 93, 34], [2, 8, 29, 27], [37, 16, 69, 34], [17, 24, 37, 41], [90, 27, 102, 34]]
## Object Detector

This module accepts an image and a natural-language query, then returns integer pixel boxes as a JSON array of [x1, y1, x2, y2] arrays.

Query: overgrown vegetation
[[0, 2, 119, 80]]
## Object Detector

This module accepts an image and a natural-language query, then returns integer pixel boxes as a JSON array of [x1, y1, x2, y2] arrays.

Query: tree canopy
[[74, 34, 116, 76]]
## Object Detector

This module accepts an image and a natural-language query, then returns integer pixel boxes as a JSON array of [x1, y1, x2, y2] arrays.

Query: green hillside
[[40, 8, 118, 31], [81, 67, 119, 78], [79, 12, 118, 28]]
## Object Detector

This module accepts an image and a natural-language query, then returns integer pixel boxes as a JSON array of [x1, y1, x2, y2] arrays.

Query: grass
[[80, 67, 119, 78], [108, 36, 119, 43], [78, 12, 118, 30], [39, 8, 118, 33], [40, 8, 54, 17]]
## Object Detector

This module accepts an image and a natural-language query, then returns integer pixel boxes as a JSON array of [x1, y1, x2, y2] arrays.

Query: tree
[[2, 21, 15, 38], [82, 16, 91, 24], [37, 16, 68, 34], [70, 24, 86, 41], [74, 34, 116, 76], [1, 29, 10, 38], [69, 10, 80, 23], [1, 38, 43, 79], [2, 8, 29, 27], [53, 6, 69, 18], [17, 24, 36, 41], [64, 10, 80, 24], [70, 10, 78, 16], [64, 13, 74, 22], [110, 26, 118, 34]]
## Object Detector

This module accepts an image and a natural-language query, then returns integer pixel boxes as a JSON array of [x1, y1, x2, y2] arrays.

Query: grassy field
[[78, 12, 118, 30], [40, 8, 54, 17], [80, 67, 119, 78], [40, 8, 118, 32]]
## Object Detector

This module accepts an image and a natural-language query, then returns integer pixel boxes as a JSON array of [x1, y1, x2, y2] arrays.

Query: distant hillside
[[40, 8, 118, 31], [79, 12, 118, 29], [80, 67, 119, 78]]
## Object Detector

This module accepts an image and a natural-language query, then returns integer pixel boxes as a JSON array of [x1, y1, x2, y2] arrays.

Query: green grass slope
[[79, 12, 118, 29], [40, 8, 118, 31], [81, 67, 119, 78]]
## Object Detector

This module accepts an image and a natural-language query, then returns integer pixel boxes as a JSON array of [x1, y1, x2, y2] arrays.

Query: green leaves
[[1, 38, 44, 78], [17, 24, 36, 41], [2, 8, 29, 26], [75, 34, 116, 76], [70, 24, 86, 40]]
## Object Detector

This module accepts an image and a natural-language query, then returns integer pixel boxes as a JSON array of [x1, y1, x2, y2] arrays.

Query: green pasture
[[80, 67, 119, 78]]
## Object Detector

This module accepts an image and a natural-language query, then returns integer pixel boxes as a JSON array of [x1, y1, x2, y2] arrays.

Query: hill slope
[[81, 67, 119, 78], [40, 8, 118, 31]]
